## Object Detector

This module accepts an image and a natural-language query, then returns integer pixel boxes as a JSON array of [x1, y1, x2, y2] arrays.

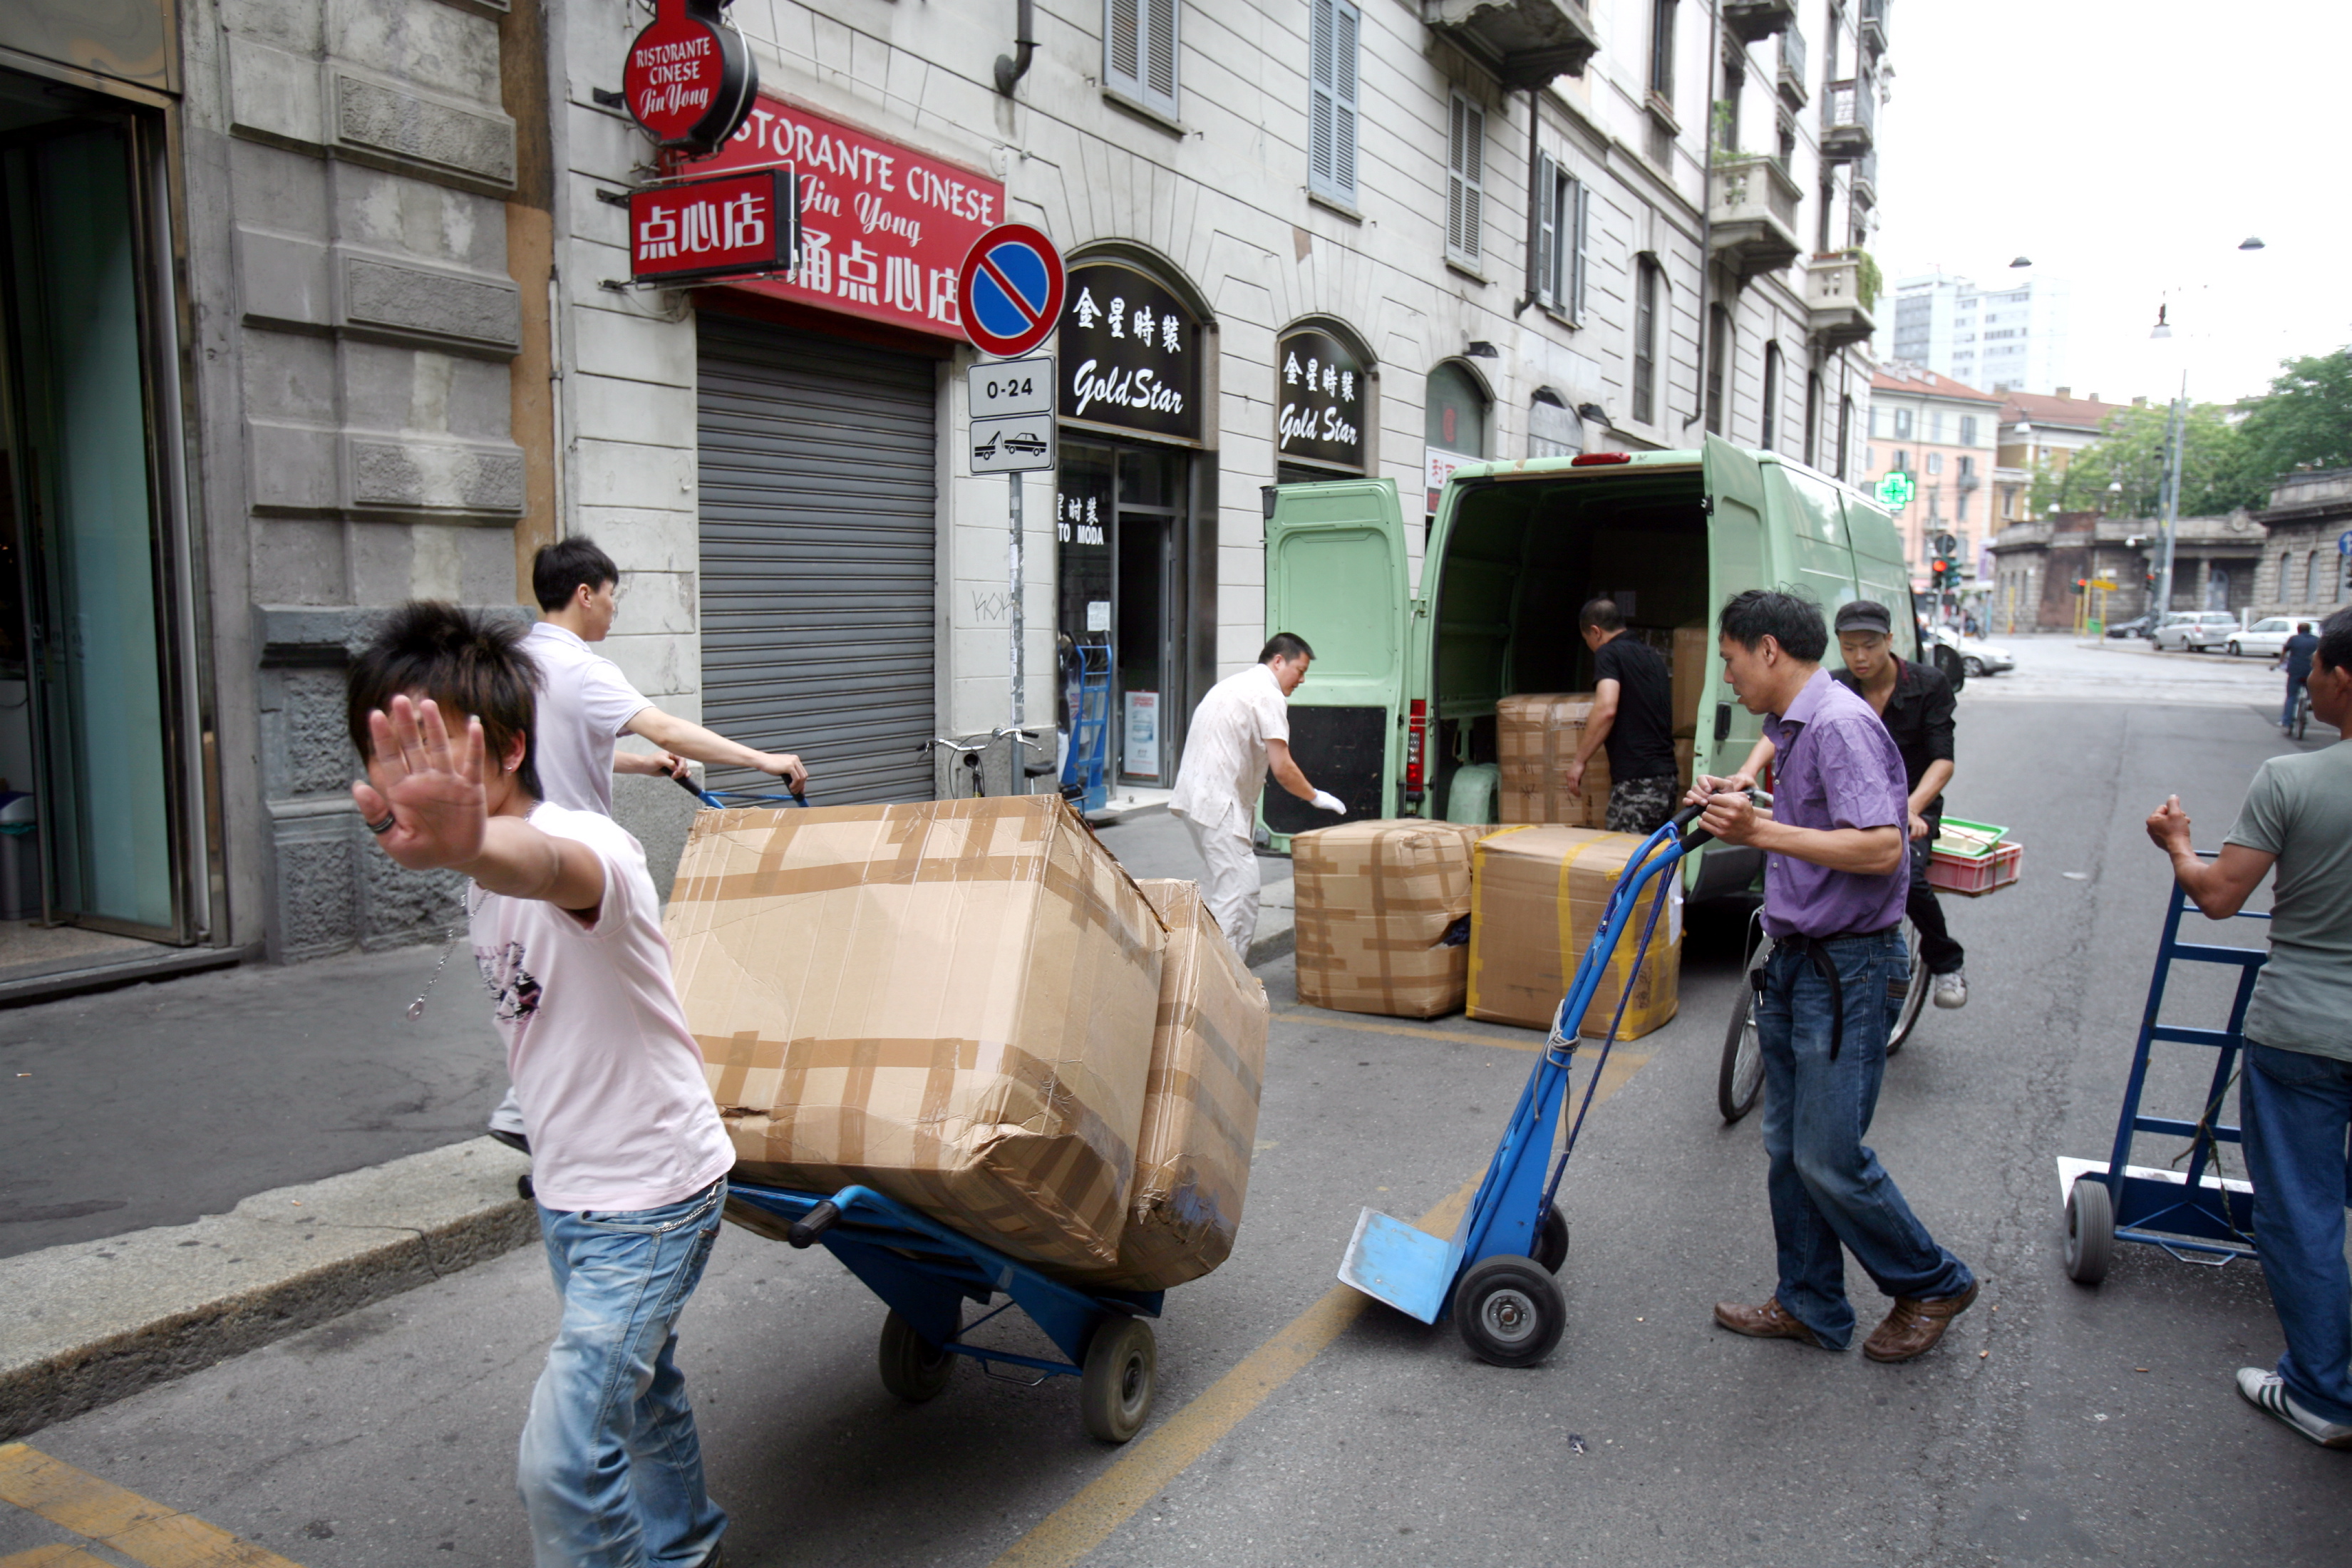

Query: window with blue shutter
[[1309, 0, 1360, 205], [1105, 0, 1181, 122]]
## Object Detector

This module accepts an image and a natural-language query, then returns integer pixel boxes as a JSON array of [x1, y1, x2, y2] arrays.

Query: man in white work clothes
[[1168, 633, 1346, 964]]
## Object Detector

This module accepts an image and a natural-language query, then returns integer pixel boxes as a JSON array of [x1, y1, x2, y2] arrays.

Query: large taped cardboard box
[[1073, 880, 1272, 1291], [668, 796, 1166, 1274], [1672, 624, 1710, 738], [1466, 825, 1683, 1039], [1292, 819, 1488, 1018], [1497, 693, 1609, 826]]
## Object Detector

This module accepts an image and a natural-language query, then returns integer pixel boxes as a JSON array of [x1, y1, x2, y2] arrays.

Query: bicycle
[[1717, 903, 1929, 1124], [2290, 683, 2311, 741]]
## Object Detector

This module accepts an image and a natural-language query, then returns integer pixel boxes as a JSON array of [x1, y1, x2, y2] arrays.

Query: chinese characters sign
[[623, 0, 755, 156], [1057, 263, 1200, 442], [679, 93, 1004, 340], [629, 168, 795, 284], [1276, 328, 1366, 472]]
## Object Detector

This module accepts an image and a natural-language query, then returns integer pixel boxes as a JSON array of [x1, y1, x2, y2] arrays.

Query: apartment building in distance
[[1993, 388, 2136, 525], [1858, 363, 2003, 584], [1888, 270, 2070, 396]]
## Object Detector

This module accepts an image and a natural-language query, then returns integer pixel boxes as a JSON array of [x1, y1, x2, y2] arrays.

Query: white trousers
[[1182, 815, 1260, 966]]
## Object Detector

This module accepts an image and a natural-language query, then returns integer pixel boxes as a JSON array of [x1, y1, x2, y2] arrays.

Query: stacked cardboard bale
[[666, 796, 1165, 1274], [1496, 693, 1608, 826], [1465, 825, 1683, 1040], [1671, 624, 1710, 742], [1072, 880, 1270, 1291], [1292, 818, 1488, 1018]]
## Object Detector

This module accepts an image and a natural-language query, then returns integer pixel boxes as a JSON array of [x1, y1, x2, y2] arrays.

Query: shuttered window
[[1447, 93, 1484, 268], [1309, 0, 1360, 205], [1530, 155, 1590, 321], [1631, 257, 1659, 425], [1105, 0, 1180, 121]]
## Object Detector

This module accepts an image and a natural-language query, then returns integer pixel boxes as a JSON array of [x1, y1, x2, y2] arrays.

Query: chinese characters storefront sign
[[629, 168, 797, 284], [1276, 328, 1366, 472], [1057, 263, 1200, 443], [680, 93, 1004, 340], [623, 0, 756, 157]]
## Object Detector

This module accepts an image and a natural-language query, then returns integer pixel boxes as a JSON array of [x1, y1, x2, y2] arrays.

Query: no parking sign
[[958, 224, 1065, 359]]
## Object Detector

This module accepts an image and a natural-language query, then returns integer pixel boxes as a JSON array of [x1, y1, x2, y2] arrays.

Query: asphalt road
[[6, 639, 2345, 1567]]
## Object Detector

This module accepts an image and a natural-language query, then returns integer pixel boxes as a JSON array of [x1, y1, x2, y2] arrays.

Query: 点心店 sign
[[629, 168, 796, 284], [676, 93, 1004, 339], [1276, 328, 1367, 473], [1058, 263, 1200, 442]]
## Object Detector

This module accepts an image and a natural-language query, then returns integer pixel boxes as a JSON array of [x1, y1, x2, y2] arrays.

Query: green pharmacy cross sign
[[1875, 470, 1916, 509]]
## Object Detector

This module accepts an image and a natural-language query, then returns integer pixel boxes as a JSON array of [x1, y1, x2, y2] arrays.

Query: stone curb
[[0, 1138, 536, 1442]]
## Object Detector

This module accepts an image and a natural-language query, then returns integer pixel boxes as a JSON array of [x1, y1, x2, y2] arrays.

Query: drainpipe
[[996, 0, 1036, 96], [1683, 1, 1723, 432]]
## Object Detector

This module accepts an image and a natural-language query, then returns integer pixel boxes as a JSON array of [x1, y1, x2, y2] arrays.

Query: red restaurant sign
[[622, 0, 756, 155], [629, 168, 795, 284], [678, 94, 1005, 341]]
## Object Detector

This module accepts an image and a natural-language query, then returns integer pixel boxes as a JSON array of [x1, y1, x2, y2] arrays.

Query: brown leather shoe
[[1712, 1296, 1827, 1348], [1862, 1280, 1980, 1363]]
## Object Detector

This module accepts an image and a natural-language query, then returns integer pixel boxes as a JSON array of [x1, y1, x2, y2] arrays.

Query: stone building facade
[[1987, 510, 2266, 633], [2252, 468, 2352, 624]]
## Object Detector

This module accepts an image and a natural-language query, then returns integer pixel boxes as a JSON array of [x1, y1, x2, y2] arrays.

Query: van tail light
[[1405, 699, 1428, 805], [1570, 451, 1633, 466]]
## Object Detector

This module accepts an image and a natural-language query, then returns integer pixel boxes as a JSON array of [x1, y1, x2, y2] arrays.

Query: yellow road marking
[[0, 1445, 302, 1568], [2, 1545, 118, 1568], [991, 1043, 1656, 1568]]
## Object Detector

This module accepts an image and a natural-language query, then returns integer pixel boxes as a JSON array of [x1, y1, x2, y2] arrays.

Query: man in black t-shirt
[[1564, 598, 1681, 835]]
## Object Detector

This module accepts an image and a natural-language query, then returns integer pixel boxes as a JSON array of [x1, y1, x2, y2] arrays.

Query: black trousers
[[1907, 835, 1965, 975]]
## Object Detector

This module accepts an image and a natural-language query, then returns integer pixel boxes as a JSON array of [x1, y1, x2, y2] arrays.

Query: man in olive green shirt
[[2147, 606, 2352, 1450]]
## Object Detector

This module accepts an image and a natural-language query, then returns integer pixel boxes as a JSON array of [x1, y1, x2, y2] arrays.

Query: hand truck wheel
[[1079, 1316, 1157, 1443], [877, 1309, 959, 1402], [1532, 1205, 1570, 1274], [1718, 983, 1764, 1123], [2064, 1175, 2115, 1286], [1887, 920, 1929, 1056], [1453, 1255, 1565, 1368]]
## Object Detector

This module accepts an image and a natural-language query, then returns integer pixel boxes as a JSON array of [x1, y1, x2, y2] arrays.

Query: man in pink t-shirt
[[350, 604, 733, 1568]]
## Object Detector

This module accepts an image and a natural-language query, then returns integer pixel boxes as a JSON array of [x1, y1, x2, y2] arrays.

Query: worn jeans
[[2238, 1041, 2352, 1425], [1907, 834, 1965, 976], [520, 1177, 728, 1568], [2282, 671, 2308, 728], [1757, 927, 1975, 1347]]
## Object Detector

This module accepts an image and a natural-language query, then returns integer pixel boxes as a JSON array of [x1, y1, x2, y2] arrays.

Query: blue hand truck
[[2059, 856, 2266, 1284], [672, 773, 809, 810], [1337, 803, 1711, 1366], [725, 1182, 1166, 1443]]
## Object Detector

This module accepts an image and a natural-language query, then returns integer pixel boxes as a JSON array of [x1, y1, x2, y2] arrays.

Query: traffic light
[[1930, 559, 1950, 589], [2072, 578, 2087, 596]]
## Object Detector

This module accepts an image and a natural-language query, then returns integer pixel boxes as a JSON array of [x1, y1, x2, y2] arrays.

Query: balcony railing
[[1724, 1, 1797, 45], [1805, 249, 1877, 347], [1708, 155, 1803, 282], [1822, 77, 1875, 161], [1420, 0, 1601, 88], [1852, 148, 1877, 205], [1776, 24, 1808, 108], [1860, 0, 1889, 56]]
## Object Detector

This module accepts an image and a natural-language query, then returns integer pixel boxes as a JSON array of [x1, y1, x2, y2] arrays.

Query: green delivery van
[[1258, 435, 1921, 900]]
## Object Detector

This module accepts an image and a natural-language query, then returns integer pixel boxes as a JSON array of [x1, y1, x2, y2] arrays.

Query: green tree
[[2028, 403, 2256, 519], [2235, 346, 2352, 495]]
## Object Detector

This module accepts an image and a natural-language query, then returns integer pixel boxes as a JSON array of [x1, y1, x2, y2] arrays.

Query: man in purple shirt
[[1686, 589, 1979, 1362]]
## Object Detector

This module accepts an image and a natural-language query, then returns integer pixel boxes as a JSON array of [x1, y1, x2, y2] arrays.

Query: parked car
[[1929, 625, 2016, 677], [2225, 617, 2299, 659], [2151, 612, 2239, 651], [2104, 613, 2157, 640]]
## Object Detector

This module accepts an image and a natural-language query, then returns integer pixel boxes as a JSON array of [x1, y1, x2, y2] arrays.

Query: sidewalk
[[0, 806, 1294, 1438]]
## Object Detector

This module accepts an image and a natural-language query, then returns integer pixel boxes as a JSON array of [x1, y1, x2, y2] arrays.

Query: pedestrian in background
[[1168, 633, 1344, 964], [1562, 597, 1680, 835], [1688, 589, 1979, 1363], [2147, 606, 2352, 1449], [2275, 620, 2319, 731], [349, 604, 734, 1567]]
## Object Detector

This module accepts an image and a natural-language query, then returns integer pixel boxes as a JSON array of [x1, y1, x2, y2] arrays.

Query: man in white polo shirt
[[1168, 632, 1344, 963], [488, 537, 808, 1152]]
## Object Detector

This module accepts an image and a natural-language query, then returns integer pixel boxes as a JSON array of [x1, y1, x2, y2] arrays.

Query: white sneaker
[[1932, 970, 1968, 1009], [2237, 1367, 2352, 1448]]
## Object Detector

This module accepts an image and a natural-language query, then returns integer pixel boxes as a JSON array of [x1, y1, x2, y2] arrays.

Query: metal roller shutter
[[696, 316, 938, 803]]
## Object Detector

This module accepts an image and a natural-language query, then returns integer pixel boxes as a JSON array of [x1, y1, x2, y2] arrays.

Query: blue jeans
[[2238, 1042, 2352, 1425], [1757, 927, 1974, 1347], [2282, 671, 2307, 727], [520, 1178, 728, 1568]]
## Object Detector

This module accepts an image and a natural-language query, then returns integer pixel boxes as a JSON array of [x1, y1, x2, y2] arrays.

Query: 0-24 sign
[[969, 356, 1053, 420]]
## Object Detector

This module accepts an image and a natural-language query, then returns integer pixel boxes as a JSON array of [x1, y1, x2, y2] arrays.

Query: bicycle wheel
[[1718, 980, 1764, 1123], [2293, 691, 2310, 741], [1886, 919, 1929, 1055]]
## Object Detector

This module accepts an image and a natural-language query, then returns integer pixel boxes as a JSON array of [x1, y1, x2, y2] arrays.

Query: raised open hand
[[352, 694, 489, 872]]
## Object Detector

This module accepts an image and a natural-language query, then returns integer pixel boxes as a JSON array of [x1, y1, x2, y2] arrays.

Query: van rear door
[[1699, 437, 1767, 769], [1260, 478, 1413, 845]]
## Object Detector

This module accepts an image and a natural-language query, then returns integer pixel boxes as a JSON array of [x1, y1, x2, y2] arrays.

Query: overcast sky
[[1871, 0, 2348, 406]]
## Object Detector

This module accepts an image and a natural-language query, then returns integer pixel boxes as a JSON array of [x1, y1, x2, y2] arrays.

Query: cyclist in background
[[2276, 621, 2319, 732]]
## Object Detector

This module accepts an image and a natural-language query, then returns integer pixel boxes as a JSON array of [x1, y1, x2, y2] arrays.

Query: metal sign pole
[[1009, 470, 1024, 731]]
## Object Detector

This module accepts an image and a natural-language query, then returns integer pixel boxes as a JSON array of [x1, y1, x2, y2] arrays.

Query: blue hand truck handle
[[671, 770, 808, 810]]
